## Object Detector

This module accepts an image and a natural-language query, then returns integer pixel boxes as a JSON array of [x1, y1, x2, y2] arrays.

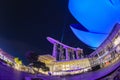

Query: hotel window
[[0, 54, 3, 59], [99, 50, 104, 56], [113, 35, 120, 47]]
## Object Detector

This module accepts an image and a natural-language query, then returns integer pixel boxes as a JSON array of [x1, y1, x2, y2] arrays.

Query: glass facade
[[89, 23, 120, 68]]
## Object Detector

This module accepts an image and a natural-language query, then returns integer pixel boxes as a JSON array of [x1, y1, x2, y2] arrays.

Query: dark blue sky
[[0, 0, 93, 65]]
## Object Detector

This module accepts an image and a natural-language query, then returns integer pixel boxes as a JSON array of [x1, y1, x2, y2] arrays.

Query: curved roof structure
[[70, 26, 108, 48], [68, 0, 120, 48], [47, 37, 82, 50]]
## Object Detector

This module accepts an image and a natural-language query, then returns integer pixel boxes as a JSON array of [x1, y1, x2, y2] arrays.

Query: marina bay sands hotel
[[38, 23, 120, 76], [47, 37, 83, 61]]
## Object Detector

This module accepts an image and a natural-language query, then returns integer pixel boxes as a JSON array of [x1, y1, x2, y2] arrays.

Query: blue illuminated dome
[[68, 0, 120, 48]]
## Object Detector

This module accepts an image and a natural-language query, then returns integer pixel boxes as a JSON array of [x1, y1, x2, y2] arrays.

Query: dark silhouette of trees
[[25, 51, 49, 72], [32, 61, 49, 72], [25, 51, 38, 63]]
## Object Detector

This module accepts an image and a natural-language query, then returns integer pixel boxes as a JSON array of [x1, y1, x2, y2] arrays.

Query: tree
[[14, 57, 22, 65], [25, 51, 49, 73], [25, 51, 38, 63], [32, 61, 49, 72]]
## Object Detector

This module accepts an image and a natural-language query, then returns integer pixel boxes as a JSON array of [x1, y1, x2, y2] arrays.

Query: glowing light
[[70, 26, 108, 48], [113, 36, 120, 46], [68, 0, 120, 33], [68, 0, 120, 48]]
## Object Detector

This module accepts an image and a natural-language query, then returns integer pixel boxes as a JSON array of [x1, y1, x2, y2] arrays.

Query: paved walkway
[[0, 62, 34, 80]]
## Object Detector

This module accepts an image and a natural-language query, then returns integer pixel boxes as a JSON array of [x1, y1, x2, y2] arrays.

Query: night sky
[[0, 0, 93, 65]]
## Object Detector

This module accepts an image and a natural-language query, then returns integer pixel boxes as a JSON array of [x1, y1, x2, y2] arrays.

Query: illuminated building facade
[[37, 37, 91, 75], [0, 48, 14, 65], [89, 23, 120, 68], [38, 54, 56, 64], [38, 23, 120, 76], [50, 58, 91, 76], [0, 48, 34, 74], [47, 37, 83, 61], [38, 54, 91, 76]]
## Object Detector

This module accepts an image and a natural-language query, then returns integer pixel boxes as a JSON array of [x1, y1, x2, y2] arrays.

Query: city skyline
[[0, 0, 93, 65]]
